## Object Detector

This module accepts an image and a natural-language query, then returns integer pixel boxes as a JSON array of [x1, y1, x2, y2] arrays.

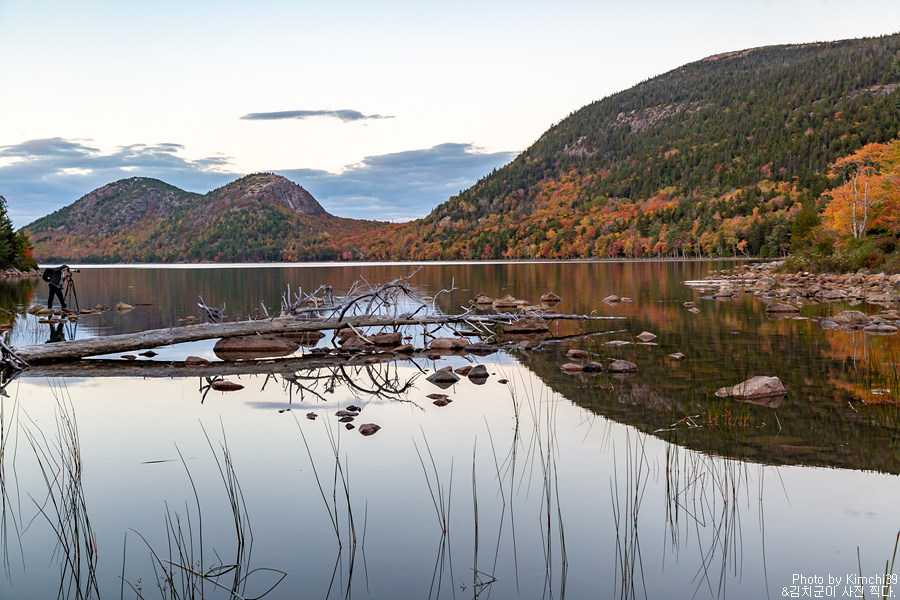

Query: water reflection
[[0, 263, 898, 599]]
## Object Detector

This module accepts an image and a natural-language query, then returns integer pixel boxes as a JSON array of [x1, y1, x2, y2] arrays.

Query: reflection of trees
[[520, 316, 900, 474]]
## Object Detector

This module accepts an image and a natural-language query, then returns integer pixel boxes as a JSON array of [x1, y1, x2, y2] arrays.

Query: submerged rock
[[566, 348, 589, 360], [636, 331, 657, 342]]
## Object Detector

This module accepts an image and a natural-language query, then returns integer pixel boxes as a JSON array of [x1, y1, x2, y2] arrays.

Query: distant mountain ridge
[[26, 174, 386, 262]]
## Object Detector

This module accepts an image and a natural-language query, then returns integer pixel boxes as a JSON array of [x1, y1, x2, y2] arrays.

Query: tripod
[[63, 271, 80, 312]]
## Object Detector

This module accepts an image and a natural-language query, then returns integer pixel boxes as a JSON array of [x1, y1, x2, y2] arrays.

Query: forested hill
[[348, 34, 900, 260], [25, 174, 386, 262]]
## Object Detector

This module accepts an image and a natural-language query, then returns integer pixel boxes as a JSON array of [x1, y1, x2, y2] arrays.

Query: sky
[[0, 0, 898, 228]]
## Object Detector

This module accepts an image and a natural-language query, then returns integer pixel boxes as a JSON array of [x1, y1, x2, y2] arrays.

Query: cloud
[[0, 138, 517, 229], [0, 138, 238, 227], [240, 109, 393, 122], [278, 143, 517, 222]]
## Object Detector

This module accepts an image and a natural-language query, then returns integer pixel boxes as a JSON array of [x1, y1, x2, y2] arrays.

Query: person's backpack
[[42, 268, 53, 282]]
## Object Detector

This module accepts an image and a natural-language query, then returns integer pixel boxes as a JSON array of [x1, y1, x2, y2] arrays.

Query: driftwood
[[5, 273, 623, 371], [11, 312, 622, 366]]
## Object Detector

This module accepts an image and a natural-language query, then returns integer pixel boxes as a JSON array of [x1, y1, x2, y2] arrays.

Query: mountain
[[346, 34, 900, 261], [25, 174, 387, 262]]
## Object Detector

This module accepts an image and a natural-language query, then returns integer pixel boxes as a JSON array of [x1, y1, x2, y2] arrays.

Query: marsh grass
[[295, 415, 361, 550], [20, 384, 99, 600], [125, 424, 285, 600]]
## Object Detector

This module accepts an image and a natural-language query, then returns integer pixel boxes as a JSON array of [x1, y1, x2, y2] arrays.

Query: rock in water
[[716, 376, 785, 399], [430, 337, 470, 351], [359, 423, 381, 436], [765, 302, 799, 313], [467, 364, 489, 380], [608, 359, 637, 373], [426, 368, 461, 386], [210, 380, 244, 392], [636, 331, 657, 342]]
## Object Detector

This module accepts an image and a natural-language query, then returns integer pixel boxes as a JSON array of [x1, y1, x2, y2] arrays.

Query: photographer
[[42, 264, 69, 310]]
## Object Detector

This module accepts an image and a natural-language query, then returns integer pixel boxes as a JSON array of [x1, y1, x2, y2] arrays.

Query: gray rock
[[468, 364, 489, 379], [715, 376, 785, 399]]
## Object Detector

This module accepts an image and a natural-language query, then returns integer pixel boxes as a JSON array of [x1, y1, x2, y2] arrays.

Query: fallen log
[[12, 312, 623, 365]]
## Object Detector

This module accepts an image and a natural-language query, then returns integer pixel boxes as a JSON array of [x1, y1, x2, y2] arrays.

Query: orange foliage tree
[[822, 142, 891, 239]]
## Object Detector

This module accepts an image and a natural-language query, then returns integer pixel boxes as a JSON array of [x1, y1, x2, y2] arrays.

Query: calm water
[[0, 261, 898, 600]]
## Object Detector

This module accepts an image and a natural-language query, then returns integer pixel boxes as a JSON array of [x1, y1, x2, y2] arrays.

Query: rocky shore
[[689, 261, 900, 308], [0, 268, 40, 279]]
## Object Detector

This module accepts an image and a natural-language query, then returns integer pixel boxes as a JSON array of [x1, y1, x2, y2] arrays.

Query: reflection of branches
[[281, 361, 422, 409]]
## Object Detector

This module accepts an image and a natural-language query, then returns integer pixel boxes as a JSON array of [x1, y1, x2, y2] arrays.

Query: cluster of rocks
[[471, 291, 562, 312], [558, 331, 672, 377], [0, 268, 40, 279], [696, 262, 900, 307]]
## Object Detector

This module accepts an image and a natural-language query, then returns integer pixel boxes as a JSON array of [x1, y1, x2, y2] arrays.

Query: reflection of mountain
[[518, 300, 900, 475]]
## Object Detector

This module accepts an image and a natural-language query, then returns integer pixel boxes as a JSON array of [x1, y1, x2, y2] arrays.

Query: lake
[[0, 261, 898, 600]]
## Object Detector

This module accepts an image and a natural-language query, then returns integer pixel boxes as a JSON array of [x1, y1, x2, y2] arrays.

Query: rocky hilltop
[[25, 173, 386, 262]]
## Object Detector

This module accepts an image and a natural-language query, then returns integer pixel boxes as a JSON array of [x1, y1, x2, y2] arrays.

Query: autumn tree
[[822, 143, 890, 239]]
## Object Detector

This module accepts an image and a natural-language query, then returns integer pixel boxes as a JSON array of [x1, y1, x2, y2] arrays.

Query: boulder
[[765, 302, 799, 313], [608, 359, 637, 373], [467, 364, 489, 380], [540, 292, 563, 303], [426, 368, 461, 386], [472, 292, 494, 305], [566, 349, 589, 360], [185, 355, 210, 366], [430, 337, 470, 351], [454, 365, 474, 376], [358, 423, 381, 436], [560, 362, 584, 372], [501, 317, 550, 334], [280, 330, 326, 347], [492, 294, 519, 310], [115, 302, 134, 312], [831, 310, 870, 324], [715, 376, 785, 399], [582, 361, 603, 373], [371, 331, 403, 346], [864, 323, 899, 335], [214, 335, 300, 360], [210, 380, 244, 392]]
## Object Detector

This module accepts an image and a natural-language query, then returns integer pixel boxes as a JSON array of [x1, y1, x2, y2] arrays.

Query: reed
[[20, 385, 99, 600], [125, 426, 285, 599]]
